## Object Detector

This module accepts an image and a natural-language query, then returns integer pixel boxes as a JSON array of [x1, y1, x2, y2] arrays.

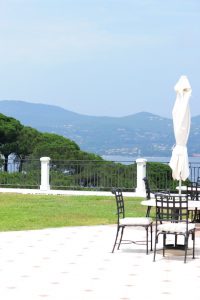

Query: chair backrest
[[187, 181, 198, 200], [143, 177, 151, 199], [155, 193, 189, 225], [112, 188, 125, 221]]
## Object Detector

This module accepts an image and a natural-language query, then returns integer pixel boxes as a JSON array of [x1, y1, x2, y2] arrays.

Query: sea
[[101, 155, 200, 165]]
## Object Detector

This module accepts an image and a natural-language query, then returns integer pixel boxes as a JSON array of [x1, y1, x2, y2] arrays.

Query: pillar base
[[40, 185, 50, 191], [135, 188, 146, 197]]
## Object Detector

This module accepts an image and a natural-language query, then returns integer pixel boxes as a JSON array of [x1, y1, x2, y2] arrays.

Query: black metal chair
[[143, 177, 154, 217], [143, 177, 152, 200], [187, 181, 198, 200], [186, 181, 200, 222], [112, 188, 153, 254], [153, 193, 196, 263], [143, 177, 170, 217]]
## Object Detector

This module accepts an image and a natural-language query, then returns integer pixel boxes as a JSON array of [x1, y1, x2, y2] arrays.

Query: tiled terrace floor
[[0, 225, 200, 300]]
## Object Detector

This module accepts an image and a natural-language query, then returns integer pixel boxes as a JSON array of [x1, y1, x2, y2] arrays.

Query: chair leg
[[192, 231, 195, 259], [184, 235, 188, 263], [163, 234, 166, 257], [112, 226, 120, 253], [146, 206, 152, 217], [175, 234, 177, 247], [150, 224, 153, 251], [145, 224, 153, 254], [153, 233, 158, 262], [146, 224, 153, 254], [117, 226, 125, 250], [146, 227, 149, 255]]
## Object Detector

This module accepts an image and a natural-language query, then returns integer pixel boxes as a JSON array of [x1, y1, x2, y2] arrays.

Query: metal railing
[[0, 158, 200, 191], [146, 161, 200, 192], [0, 159, 41, 188], [49, 160, 137, 191], [0, 159, 137, 191], [189, 162, 200, 182]]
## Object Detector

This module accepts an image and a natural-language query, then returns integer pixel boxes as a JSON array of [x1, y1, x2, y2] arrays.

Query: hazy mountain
[[0, 100, 199, 157]]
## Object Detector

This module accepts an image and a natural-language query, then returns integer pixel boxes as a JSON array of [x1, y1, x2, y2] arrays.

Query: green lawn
[[0, 193, 147, 231]]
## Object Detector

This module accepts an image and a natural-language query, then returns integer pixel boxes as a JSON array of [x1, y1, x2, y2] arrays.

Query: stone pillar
[[40, 157, 50, 191], [135, 158, 147, 196]]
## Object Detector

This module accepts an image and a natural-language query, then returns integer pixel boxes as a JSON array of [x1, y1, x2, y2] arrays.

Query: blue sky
[[0, 0, 199, 118]]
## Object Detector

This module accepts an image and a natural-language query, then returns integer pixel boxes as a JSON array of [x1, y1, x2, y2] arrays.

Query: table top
[[176, 186, 200, 191], [141, 198, 200, 209]]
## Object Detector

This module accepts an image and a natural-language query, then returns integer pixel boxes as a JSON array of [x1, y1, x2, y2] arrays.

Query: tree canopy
[[30, 132, 80, 159], [0, 113, 23, 145], [0, 113, 102, 167], [16, 126, 42, 159]]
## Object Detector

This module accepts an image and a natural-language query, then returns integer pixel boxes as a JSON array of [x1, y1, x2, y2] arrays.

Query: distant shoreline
[[102, 155, 200, 164]]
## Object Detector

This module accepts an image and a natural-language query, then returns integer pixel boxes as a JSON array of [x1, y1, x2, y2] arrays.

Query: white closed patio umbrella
[[169, 75, 192, 194]]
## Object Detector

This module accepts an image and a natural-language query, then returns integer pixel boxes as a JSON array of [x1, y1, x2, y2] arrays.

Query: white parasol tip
[[174, 75, 191, 92]]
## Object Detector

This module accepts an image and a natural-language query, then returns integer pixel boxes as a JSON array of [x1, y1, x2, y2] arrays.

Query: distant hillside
[[0, 100, 199, 157]]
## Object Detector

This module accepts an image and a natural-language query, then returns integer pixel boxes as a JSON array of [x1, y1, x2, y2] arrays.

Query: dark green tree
[[0, 114, 23, 171], [30, 132, 81, 160], [0, 114, 23, 144], [15, 126, 42, 171]]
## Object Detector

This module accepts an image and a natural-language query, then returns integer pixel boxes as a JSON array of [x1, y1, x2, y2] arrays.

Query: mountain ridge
[[0, 100, 199, 157]]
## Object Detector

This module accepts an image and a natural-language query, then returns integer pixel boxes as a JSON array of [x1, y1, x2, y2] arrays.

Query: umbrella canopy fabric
[[169, 75, 192, 181]]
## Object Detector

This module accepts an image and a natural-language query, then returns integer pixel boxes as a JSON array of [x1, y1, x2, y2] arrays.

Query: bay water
[[102, 155, 200, 164]]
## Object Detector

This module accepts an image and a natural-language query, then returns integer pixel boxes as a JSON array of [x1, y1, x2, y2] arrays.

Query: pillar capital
[[40, 157, 50, 162], [136, 158, 147, 164]]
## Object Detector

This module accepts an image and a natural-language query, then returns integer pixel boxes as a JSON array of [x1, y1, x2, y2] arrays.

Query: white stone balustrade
[[38, 156, 147, 196], [135, 158, 147, 197], [40, 157, 50, 191]]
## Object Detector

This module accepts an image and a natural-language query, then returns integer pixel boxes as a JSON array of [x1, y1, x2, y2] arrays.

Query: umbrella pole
[[179, 179, 182, 195]]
